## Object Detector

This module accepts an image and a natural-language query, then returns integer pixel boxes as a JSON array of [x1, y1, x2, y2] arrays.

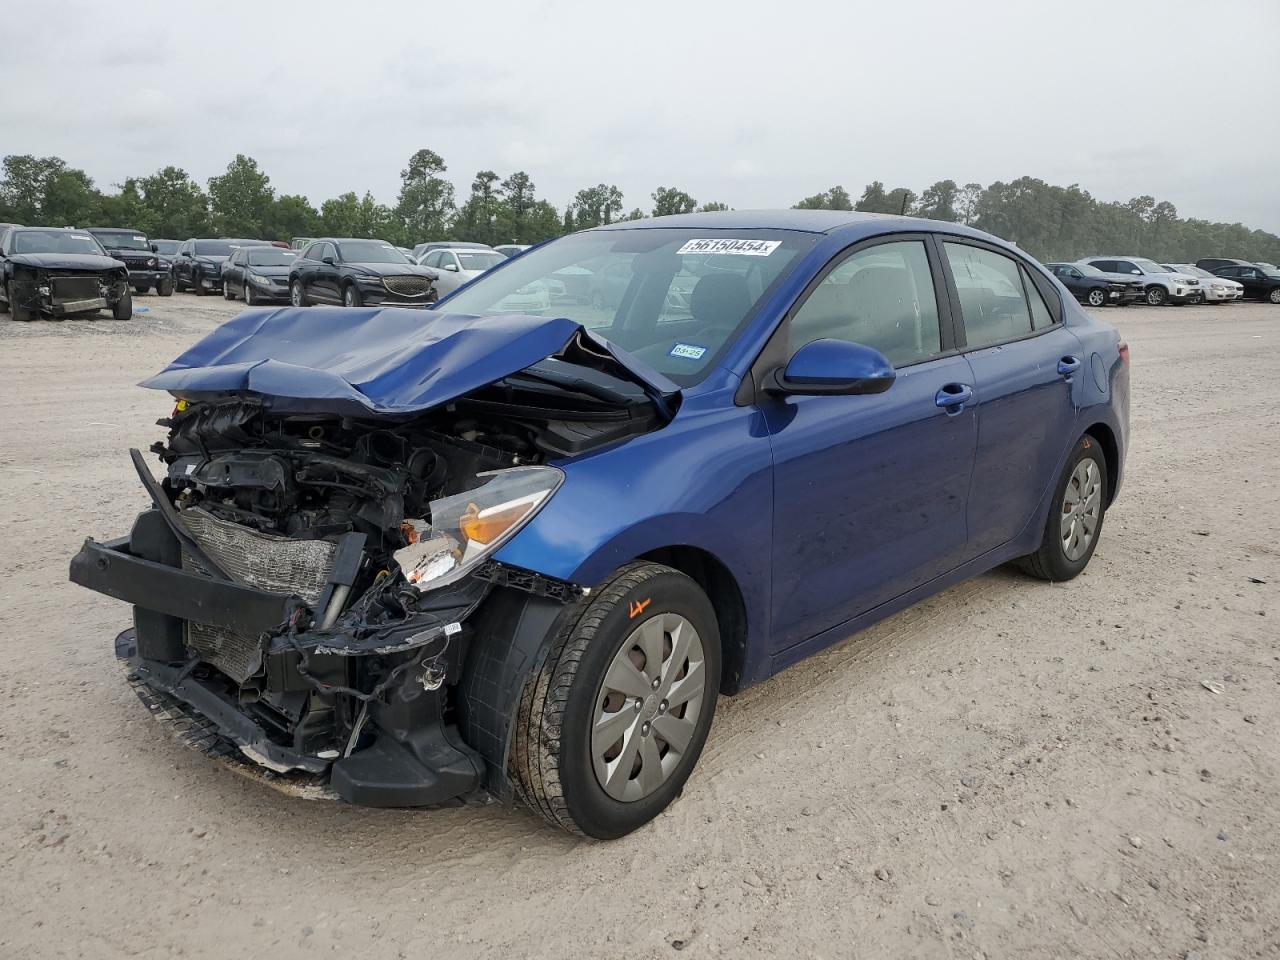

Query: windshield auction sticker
[[676, 238, 781, 257]]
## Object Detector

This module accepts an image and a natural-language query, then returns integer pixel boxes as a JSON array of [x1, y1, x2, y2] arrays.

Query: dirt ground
[[1, 293, 1277, 960]]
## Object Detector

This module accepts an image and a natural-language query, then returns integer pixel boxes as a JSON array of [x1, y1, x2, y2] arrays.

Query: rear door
[[939, 240, 1081, 557], [762, 235, 978, 651]]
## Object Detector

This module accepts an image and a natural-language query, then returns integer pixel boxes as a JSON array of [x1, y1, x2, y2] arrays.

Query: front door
[[762, 236, 979, 652]]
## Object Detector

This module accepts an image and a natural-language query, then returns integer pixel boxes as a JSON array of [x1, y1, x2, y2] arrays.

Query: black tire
[[112, 287, 133, 320], [243, 279, 256, 306], [134, 285, 150, 295], [193, 271, 205, 296], [157, 277, 174, 297], [1016, 435, 1108, 582], [511, 561, 721, 839], [343, 283, 362, 307], [0, 281, 9, 315], [1145, 285, 1166, 306], [290, 279, 307, 307], [1086, 288, 1107, 308]]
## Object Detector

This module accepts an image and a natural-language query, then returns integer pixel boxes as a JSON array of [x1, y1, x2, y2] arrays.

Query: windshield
[[151, 240, 180, 255], [93, 231, 149, 251], [247, 248, 298, 267], [194, 241, 237, 256], [12, 230, 105, 256], [457, 251, 505, 271], [1134, 258, 1168, 274], [1074, 263, 1106, 278], [337, 241, 408, 264], [440, 228, 814, 386]]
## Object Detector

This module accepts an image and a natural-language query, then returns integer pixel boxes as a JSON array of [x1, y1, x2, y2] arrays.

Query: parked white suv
[[1162, 264, 1243, 303], [1080, 256, 1201, 305]]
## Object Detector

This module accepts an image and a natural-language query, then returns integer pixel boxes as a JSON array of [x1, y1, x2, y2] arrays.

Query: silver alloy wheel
[[291, 281, 303, 307], [1146, 287, 1165, 305], [591, 612, 707, 802], [344, 285, 357, 307], [244, 279, 254, 305], [1087, 289, 1106, 307], [1060, 458, 1102, 561], [1270, 288, 1280, 304]]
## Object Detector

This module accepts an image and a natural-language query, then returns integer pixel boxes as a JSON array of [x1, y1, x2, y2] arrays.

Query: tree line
[[2, 150, 1277, 265]]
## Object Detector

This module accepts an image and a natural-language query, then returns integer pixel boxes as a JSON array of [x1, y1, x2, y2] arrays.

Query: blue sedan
[[71, 210, 1129, 839]]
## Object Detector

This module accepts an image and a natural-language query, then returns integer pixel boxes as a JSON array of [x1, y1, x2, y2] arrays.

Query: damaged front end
[[70, 307, 677, 806], [11, 265, 130, 318]]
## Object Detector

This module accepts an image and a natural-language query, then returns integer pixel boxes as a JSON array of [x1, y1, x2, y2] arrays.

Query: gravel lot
[[2, 294, 1277, 959]]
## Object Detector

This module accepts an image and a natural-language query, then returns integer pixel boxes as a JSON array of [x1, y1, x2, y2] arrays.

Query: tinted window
[[337, 241, 407, 264], [788, 240, 941, 367], [93, 231, 150, 251], [11, 230, 106, 256], [1114, 261, 1139, 274], [457, 251, 505, 271], [1089, 260, 1115, 273], [1021, 266, 1055, 329], [944, 243, 1033, 349], [246, 248, 298, 266], [152, 240, 179, 255]]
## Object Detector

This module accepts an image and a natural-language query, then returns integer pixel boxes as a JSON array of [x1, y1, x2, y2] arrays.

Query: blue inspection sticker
[[668, 342, 708, 361]]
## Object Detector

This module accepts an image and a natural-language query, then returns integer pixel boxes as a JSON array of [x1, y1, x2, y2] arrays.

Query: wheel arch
[[1081, 421, 1120, 507], [637, 544, 750, 696]]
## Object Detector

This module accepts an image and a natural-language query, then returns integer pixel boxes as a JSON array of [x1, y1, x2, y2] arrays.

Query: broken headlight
[[396, 465, 563, 592]]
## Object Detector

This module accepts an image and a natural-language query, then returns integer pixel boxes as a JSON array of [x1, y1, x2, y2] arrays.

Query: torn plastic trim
[[473, 559, 587, 603]]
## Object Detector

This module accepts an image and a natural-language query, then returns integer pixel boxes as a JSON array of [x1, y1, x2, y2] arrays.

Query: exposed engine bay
[[70, 325, 675, 805]]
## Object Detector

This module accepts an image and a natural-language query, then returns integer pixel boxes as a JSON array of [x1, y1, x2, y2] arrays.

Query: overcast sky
[[3, 0, 1278, 231]]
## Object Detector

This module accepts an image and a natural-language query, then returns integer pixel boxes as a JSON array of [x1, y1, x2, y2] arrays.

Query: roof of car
[[593, 209, 940, 234], [312, 237, 397, 244], [86, 226, 142, 232]]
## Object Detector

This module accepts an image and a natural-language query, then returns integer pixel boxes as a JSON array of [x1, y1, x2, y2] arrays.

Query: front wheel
[[223, 279, 237, 300], [1270, 288, 1280, 304], [244, 280, 256, 305], [1016, 435, 1107, 582], [511, 562, 721, 838], [1145, 285, 1166, 306], [192, 272, 205, 296], [1086, 288, 1107, 307], [112, 287, 133, 320], [290, 279, 307, 307], [343, 283, 362, 307]]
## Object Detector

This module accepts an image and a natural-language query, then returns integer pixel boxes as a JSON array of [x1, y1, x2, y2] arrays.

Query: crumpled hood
[[139, 306, 677, 416], [8, 253, 125, 271]]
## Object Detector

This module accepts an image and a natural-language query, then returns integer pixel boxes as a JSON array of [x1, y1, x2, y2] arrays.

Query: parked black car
[[1195, 257, 1256, 273], [0, 227, 132, 320], [173, 238, 270, 296], [87, 227, 172, 296], [149, 238, 180, 278], [222, 246, 300, 305], [290, 238, 439, 308], [1046, 262, 1142, 307], [1211, 264, 1280, 303]]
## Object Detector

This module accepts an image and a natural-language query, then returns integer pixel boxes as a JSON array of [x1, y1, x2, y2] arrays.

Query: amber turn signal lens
[[460, 499, 533, 545]]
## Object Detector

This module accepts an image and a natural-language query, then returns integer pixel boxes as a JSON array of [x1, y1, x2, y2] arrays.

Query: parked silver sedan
[[418, 247, 507, 298], [1162, 264, 1243, 303]]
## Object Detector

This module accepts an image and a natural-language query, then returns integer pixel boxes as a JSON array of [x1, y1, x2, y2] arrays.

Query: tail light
[[1118, 341, 1130, 367]]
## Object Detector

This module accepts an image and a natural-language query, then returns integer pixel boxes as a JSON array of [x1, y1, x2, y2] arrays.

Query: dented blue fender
[[140, 306, 586, 415]]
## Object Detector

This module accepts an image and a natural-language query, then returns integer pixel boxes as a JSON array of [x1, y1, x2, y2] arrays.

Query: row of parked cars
[[1046, 255, 1280, 308]]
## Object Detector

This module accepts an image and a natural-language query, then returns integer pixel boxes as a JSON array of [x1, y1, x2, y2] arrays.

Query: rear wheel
[[134, 284, 150, 295], [512, 562, 721, 838], [157, 276, 174, 297], [1145, 285, 1166, 306], [1086, 288, 1106, 307], [1016, 435, 1107, 582], [1270, 288, 1280, 304], [290, 279, 307, 307]]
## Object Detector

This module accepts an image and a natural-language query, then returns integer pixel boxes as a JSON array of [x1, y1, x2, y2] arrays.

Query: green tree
[[884, 187, 918, 216], [854, 181, 889, 213], [523, 200, 565, 243], [651, 186, 696, 217], [793, 186, 852, 210], [562, 204, 575, 234], [396, 148, 455, 241], [43, 168, 101, 226], [956, 183, 984, 225], [136, 166, 210, 238], [98, 178, 153, 231], [320, 191, 396, 239], [572, 184, 624, 228], [453, 170, 502, 243], [208, 154, 274, 236], [495, 170, 536, 242], [698, 201, 731, 212], [265, 194, 320, 242], [0, 155, 102, 226], [916, 180, 959, 221]]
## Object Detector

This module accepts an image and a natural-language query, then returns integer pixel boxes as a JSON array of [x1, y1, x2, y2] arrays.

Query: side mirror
[[1131, 269, 1141, 275], [767, 339, 896, 397], [322, 255, 336, 265], [444, 262, 459, 272], [149, 243, 158, 253]]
